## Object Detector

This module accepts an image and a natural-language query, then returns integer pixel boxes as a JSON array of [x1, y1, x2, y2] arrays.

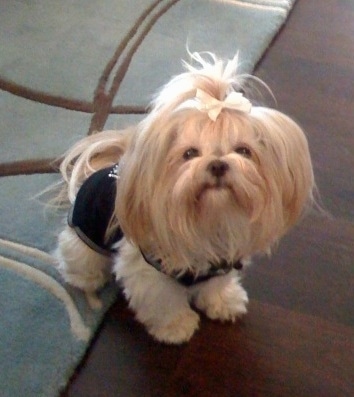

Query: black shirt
[[68, 164, 123, 256]]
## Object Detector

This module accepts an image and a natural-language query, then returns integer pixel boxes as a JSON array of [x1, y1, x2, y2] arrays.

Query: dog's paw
[[149, 309, 200, 344], [194, 276, 248, 322]]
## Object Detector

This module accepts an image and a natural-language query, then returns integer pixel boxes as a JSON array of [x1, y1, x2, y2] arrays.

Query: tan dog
[[56, 52, 314, 344]]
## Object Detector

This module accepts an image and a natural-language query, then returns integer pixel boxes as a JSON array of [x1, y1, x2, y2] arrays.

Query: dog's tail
[[51, 128, 132, 207]]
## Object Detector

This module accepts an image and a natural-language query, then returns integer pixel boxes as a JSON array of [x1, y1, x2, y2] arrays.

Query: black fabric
[[140, 249, 243, 287], [176, 260, 243, 287], [68, 165, 123, 256]]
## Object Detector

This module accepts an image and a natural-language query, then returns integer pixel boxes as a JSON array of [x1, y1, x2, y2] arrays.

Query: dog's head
[[116, 53, 314, 271]]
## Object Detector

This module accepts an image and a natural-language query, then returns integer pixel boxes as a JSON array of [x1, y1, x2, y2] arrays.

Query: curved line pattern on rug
[[0, 0, 183, 178], [0, 238, 57, 265], [0, 249, 91, 342], [88, 0, 182, 134]]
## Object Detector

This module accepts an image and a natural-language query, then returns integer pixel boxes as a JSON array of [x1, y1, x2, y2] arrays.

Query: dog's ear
[[251, 107, 314, 229], [115, 120, 178, 248], [114, 140, 153, 247]]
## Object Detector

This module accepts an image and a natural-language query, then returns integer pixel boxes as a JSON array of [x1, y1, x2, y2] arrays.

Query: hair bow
[[195, 89, 252, 121]]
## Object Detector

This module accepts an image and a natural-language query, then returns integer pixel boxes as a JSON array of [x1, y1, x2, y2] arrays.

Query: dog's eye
[[235, 146, 252, 158], [183, 147, 200, 160]]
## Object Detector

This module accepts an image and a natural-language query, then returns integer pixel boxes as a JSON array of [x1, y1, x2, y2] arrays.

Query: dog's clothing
[[68, 164, 123, 256], [68, 164, 242, 286]]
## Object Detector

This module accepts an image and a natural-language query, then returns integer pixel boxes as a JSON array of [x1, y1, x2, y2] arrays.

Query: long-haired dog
[[56, 52, 314, 344]]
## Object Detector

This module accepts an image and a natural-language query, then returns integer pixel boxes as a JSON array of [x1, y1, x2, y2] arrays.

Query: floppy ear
[[114, 133, 153, 247], [115, 118, 178, 248], [251, 107, 314, 229]]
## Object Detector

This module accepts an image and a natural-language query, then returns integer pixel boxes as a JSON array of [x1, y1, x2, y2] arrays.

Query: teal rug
[[0, 1, 296, 396]]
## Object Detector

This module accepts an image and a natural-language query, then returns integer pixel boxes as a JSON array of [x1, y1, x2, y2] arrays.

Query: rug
[[0, 1, 296, 396]]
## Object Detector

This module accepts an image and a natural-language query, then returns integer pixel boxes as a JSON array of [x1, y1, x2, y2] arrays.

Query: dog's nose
[[207, 160, 229, 178]]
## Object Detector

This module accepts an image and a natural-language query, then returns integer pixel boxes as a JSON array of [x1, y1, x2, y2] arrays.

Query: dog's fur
[[55, 53, 314, 344]]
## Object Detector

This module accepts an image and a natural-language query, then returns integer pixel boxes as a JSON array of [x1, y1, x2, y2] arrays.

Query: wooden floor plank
[[168, 301, 354, 397]]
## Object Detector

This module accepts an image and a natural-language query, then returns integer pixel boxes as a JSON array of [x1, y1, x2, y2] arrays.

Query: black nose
[[207, 160, 229, 178]]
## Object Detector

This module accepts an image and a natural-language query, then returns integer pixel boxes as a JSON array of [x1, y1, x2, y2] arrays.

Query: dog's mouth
[[196, 181, 234, 201]]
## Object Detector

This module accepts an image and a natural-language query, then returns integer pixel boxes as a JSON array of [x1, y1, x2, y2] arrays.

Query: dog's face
[[116, 105, 313, 272]]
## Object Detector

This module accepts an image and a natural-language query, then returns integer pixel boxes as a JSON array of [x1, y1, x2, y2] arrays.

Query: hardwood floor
[[62, 0, 354, 395]]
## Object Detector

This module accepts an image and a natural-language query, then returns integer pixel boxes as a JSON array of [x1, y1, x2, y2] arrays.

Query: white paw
[[149, 309, 200, 345], [194, 275, 248, 322]]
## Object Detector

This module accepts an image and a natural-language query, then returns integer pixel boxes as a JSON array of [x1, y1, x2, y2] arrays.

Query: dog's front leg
[[192, 270, 248, 322], [114, 241, 200, 344]]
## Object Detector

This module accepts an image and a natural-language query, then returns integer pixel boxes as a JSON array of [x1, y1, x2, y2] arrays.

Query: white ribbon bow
[[195, 89, 252, 121]]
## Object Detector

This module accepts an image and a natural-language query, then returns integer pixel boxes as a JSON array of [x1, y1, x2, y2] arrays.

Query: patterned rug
[[0, 1, 296, 396]]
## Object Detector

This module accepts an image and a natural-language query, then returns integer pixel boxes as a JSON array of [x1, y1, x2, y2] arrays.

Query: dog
[[55, 52, 314, 344]]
